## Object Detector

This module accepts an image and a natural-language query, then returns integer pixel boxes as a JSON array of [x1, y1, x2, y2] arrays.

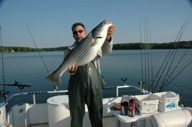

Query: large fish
[[46, 20, 113, 89]]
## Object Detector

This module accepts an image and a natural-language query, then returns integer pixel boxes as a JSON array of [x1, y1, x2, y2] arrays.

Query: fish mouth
[[102, 20, 112, 25]]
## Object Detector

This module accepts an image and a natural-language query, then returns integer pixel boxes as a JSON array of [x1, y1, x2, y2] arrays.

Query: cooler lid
[[163, 92, 178, 98], [47, 95, 69, 105]]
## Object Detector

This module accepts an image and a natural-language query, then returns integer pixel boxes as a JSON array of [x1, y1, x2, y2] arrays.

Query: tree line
[[113, 41, 192, 50], [0, 40, 192, 52], [0, 46, 68, 52]]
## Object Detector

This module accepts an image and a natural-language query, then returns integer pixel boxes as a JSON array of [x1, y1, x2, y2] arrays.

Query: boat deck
[[1, 86, 192, 127], [30, 124, 48, 127]]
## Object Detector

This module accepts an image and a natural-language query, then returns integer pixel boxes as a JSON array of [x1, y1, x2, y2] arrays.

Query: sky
[[0, 0, 192, 48]]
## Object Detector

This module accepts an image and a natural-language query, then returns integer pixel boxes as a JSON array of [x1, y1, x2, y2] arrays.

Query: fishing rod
[[139, 18, 143, 81], [150, 19, 190, 92], [147, 17, 151, 91], [159, 19, 190, 91], [146, 16, 153, 92], [149, 47, 171, 91], [0, 80, 31, 90], [26, 23, 50, 74], [145, 17, 150, 90], [152, 49, 175, 92], [158, 19, 190, 91], [139, 17, 144, 89], [0, 25, 8, 102], [143, 17, 148, 90], [153, 47, 177, 91], [160, 49, 189, 91], [142, 16, 153, 92], [174, 19, 190, 42], [160, 59, 192, 91]]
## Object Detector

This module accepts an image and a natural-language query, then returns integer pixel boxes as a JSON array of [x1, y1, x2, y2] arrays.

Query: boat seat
[[145, 110, 192, 127], [183, 107, 192, 116]]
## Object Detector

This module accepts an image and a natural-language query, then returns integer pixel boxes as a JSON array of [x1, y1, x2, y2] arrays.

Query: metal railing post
[[33, 94, 36, 104]]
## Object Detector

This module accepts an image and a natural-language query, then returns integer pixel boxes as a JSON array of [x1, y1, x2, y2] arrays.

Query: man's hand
[[68, 64, 78, 73], [106, 25, 116, 42]]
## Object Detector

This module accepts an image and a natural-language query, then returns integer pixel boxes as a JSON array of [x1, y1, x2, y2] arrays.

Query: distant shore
[[0, 41, 192, 52]]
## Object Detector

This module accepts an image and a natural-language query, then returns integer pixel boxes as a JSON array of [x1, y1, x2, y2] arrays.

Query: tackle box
[[134, 94, 158, 115]]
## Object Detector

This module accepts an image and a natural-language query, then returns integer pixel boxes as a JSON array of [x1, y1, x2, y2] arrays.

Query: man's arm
[[105, 25, 115, 42], [101, 25, 116, 56]]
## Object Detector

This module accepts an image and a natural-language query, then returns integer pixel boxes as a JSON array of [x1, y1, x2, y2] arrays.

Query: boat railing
[[7, 90, 68, 104], [3, 84, 148, 105], [104, 84, 148, 97]]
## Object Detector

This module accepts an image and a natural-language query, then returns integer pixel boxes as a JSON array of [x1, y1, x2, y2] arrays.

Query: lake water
[[0, 49, 192, 108]]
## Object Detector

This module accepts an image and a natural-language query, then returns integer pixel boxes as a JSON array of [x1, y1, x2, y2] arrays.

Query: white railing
[[7, 90, 68, 104], [114, 84, 148, 97], [1, 84, 148, 105]]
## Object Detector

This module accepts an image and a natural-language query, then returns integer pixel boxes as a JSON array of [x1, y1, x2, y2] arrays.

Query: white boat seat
[[145, 110, 192, 127], [183, 107, 192, 116]]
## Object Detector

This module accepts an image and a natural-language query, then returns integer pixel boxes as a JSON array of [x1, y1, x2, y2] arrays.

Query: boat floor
[[30, 124, 48, 127]]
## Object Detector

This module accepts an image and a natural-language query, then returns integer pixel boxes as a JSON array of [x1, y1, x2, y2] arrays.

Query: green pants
[[68, 62, 105, 127]]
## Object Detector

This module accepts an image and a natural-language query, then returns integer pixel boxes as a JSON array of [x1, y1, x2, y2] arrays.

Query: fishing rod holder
[[121, 77, 127, 84]]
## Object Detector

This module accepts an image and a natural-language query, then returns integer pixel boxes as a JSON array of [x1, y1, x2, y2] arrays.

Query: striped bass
[[46, 20, 113, 89]]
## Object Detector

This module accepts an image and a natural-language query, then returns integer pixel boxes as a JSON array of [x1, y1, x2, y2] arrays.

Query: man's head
[[72, 22, 87, 42]]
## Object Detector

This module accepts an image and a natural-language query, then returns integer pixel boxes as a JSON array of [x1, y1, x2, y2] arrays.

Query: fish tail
[[46, 73, 61, 89]]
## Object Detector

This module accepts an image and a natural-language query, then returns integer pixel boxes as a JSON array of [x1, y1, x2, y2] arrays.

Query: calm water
[[0, 49, 192, 108]]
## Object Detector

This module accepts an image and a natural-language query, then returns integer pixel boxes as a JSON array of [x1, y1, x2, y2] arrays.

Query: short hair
[[71, 22, 86, 31]]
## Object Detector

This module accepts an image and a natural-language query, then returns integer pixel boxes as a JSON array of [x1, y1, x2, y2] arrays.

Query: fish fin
[[54, 84, 59, 90], [90, 40, 97, 47], [91, 37, 103, 47], [46, 73, 61, 89]]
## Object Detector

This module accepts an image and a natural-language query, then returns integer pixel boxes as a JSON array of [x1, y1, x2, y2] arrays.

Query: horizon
[[1, 40, 192, 50]]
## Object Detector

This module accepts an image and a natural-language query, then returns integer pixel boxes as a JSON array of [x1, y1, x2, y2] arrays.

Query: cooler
[[153, 91, 179, 112], [134, 94, 158, 115]]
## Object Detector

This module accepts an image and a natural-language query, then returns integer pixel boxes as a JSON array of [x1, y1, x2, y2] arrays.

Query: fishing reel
[[13, 80, 31, 90], [0, 90, 9, 98], [5, 80, 31, 90]]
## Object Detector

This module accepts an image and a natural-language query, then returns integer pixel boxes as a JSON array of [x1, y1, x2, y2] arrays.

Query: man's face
[[72, 25, 87, 43]]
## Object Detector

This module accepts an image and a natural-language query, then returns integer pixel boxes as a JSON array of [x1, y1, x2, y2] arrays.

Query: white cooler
[[134, 94, 158, 115], [153, 91, 179, 112]]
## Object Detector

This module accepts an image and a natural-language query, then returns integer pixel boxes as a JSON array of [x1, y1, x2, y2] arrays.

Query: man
[[67, 22, 115, 127]]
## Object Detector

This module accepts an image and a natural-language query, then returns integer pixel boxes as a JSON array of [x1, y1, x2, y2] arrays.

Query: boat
[[0, 80, 192, 127]]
